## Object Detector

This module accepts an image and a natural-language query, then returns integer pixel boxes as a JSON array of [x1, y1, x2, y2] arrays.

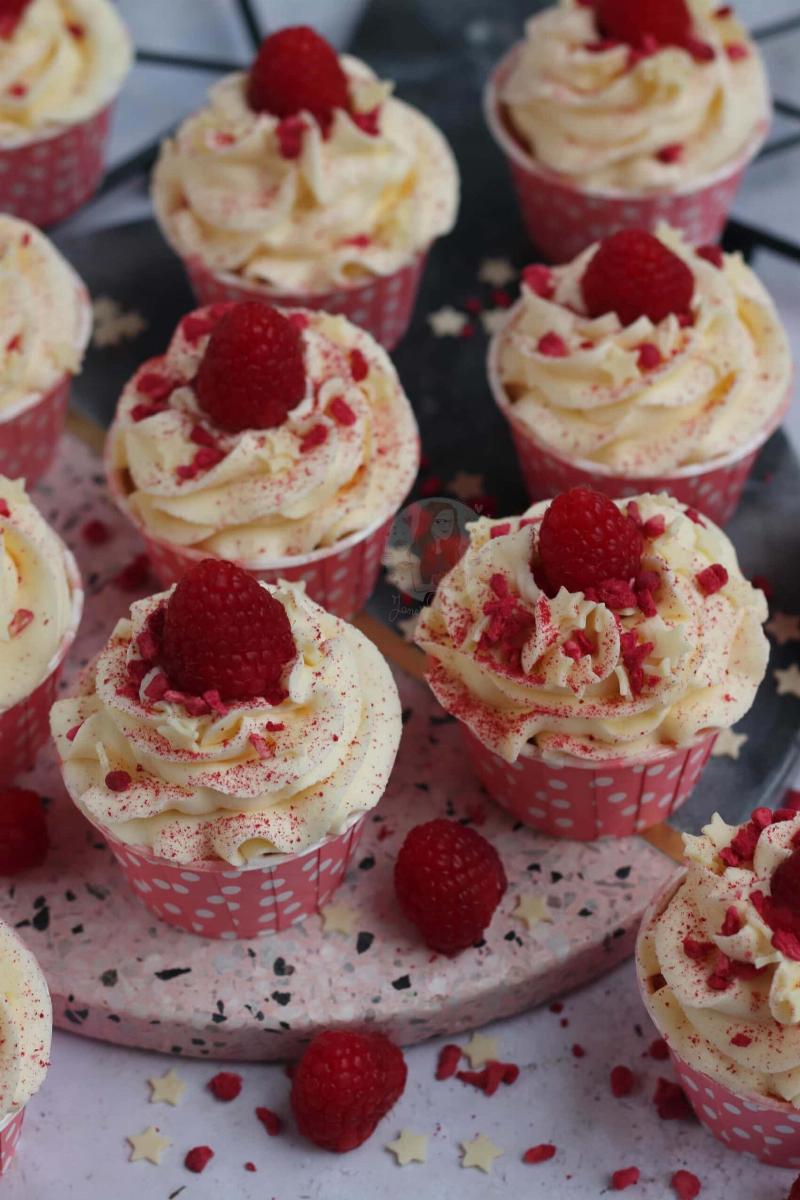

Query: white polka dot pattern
[[464, 727, 716, 840], [670, 1051, 800, 1167], [504, 412, 768, 528], [102, 816, 366, 940], [0, 1107, 25, 1176], [0, 104, 113, 228], [0, 376, 71, 485], [183, 252, 427, 352]]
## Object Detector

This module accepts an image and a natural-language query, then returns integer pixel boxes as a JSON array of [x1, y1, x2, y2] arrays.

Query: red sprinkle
[[725, 43, 749, 60], [720, 906, 742, 937], [657, 143, 683, 164], [490, 522, 512, 539], [105, 771, 131, 793], [185, 1146, 214, 1174], [612, 1166, 640, 1190], [130, 402, 166, 423], [82, 518, 112, 545], [610, 1065, 635, 1097], [66, 723, 82, 742], [571, 1044, 586, 1058], [300, 424, 329, 453], [137, 371, 178, 402], [643, 515, 666, 539], [649, 1038, 670, 1061], [245, 1162, 256, 1171], [328, 396, 357, 426], [538, 331, 568, 358], [730, 1033, 751, 1048], [671, 1171, 702, 1199], [208, 1071, 242, 1102], [654, 1077, 694, 1121], [436, 1044, 462, 1080], [523, 1144, 557, 1164], [349, 348, 369, 382], [255, 1106, 282, 1136], [684, 37, 716, 61], [685, 507, 705, 525], [8, 608, 33, 637], [637, 343, 661, 370], [696, 564, 729, 596]]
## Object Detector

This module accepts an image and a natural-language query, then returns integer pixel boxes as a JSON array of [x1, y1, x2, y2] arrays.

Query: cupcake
[[484, 0, 769, 261], [0, 919, 52, 1175], [415, 487, 768, 841], [50, 559, 402, 939], [489, 226, 792, 525], [105, 301, 419, 618], [0, 215, 91, 482], [152, 25, 459, 350], [0, 0, 131, 226], [0, 475, 83, 778], [638, 806, 800, 1166]]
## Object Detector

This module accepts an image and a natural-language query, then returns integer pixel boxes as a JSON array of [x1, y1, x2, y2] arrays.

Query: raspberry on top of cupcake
[[0, 918, 51, 1120], [494, 225, 791, 474], [50, 559, 402, 865], [0, 0, 131, 143], [639, 805, 800, 1106], [106, 301, 419, 560], [152, 25, 458, 293], [0, 475, 79, 712], [415, 487, 768, 763], [501, 0, 769, 191]]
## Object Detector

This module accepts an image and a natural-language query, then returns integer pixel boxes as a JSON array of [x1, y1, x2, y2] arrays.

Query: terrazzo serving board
[[0, 426, 797, 1062]]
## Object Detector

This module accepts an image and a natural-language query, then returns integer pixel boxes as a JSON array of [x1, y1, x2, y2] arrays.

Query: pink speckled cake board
[[0, 429, 679, 1061]]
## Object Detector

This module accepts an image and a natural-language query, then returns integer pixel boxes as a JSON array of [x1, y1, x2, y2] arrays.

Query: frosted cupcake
[[0, 475, 83, 778], [152, 25, 459, 349], [0, 919, 52, 1175], [105, 301, 419, 618], [50, 559, 402, 939], [484, 0, 770, 260], [0, 215, 92, 482], [0, 0, 132, 226], [489, 226, 792, 525], [638, 807, 800, 1165], [415, 487, 768, 840]]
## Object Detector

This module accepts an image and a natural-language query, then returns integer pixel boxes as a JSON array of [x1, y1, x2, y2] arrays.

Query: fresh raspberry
[[195, 302, 306, 433], [596, 0, 692, 48], [290, 1030, 407, 1152], [185, 1146, 214, 1173], [582, 230, 695, 326], [769, 848, 800, 915], [671, 1170, 701, 1199], [0, 0, 31, 39], [246, 26, 349, 124], [537, 488, 643, 597], [161, 560, 296, 703], [208, 1071, 242, 1101], [394, 820, 507, 954], [0, 789, 48, 874]]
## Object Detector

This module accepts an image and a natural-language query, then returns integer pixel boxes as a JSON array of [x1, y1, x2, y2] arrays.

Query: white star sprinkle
[[92, 296, 147, 348], [712, 728, 748, 760], [147, 1068, 186, 1106], [428, 306, 468, 337], [447, 470, 484, 501], [461, 1133, 503, 1173], [767, 613, 800, 646], [463, 1032, 499, 1069], [481, 307, 510, 336], [386, 1130, 428, 1166], [513, 893, 553, 931], [478, 257, 516, 287], [775, 665, 800, 698], [127, 1127, 171, 1165]]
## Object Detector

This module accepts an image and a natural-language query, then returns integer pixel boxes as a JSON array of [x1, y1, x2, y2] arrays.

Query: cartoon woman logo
[[384, 497, 474, 606]]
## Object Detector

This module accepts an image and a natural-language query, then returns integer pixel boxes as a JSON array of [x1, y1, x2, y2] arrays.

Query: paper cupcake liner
[[105, 452, 395, 619], [484, 48, 766, 262], [0, 375, 71, 485], [98, 816, 366, 940], [488, 331, 790, 525], [0, 549, 83, 779], [180, 252, 427, 351], [463, 727, 716, 840], [638, 876, 800, 1167], [0, 1108, 25, 1176], [0, 103, 114, 228]]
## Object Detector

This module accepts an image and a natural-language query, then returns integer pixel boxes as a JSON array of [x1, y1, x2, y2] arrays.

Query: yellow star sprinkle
[[147, 1068, 186, 1106], [711, 728, 748, 761], [461, 1133, 503, 1173], [321, 902, 356, 935], [428, 306, 468, 337], [463, 1032, 499, 1069], [767, 612, 800, 645], [513, 893, 552, 931], [386, 1130, 428, 1166], [775, 665, 800, 698], [127, 1126, 171, 1165]]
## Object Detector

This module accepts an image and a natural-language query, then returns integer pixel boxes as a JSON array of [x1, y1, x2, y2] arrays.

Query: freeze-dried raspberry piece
[[523, 1144, 557, 1164], [208, 1071, 243, 1101], [610, 1065, 635, 1096]]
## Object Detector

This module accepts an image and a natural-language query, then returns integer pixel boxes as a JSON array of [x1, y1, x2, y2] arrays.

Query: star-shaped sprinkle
[[481, 308, 509, 336], [398, 613, 421, 643], [767, 613, 800, 645], [479, 257, 516, 287], [461, 1134, 503, 1173], [447, 471, 484, 501], [147, 1068, 186, 1106], [463, 1032, 499, 1069], [712, 728, 748, 760], [386, 1130, 428, 1166], [513, 893, 553, 931], [775, 665, 800, 698], [127, 1127, 171, 1165], [321, 902, 356, 935], [428, 306, 468, 337], [92, 297, 148, 348]]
